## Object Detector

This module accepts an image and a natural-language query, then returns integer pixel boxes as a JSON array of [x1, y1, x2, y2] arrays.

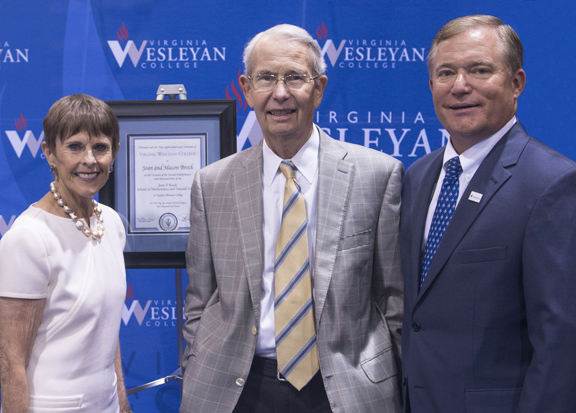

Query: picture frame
[[99, 99, 236, 268]]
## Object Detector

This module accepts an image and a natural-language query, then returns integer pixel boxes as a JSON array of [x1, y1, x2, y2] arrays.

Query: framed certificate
[[99, 99, 236, 268]]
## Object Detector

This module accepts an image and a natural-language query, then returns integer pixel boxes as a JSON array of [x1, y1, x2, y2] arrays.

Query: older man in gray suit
[[180, 23, 403, 413]]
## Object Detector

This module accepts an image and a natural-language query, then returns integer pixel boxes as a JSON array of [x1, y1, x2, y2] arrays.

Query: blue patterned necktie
[[420, 156, 462, 287], [274, 161, 319, 390]]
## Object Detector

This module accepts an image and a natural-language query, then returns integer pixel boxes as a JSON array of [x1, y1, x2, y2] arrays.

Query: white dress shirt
[[424, 117, 517, 245], [255, 127, 320, 358]]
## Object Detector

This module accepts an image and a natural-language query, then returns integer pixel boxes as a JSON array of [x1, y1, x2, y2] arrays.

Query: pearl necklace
[[50, 181, 105, 240]]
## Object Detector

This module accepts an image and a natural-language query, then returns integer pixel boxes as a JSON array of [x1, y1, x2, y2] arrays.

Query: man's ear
[[512, 68, 526, 99], [239, 75, 254, 108], [314, 75, 328, 109]]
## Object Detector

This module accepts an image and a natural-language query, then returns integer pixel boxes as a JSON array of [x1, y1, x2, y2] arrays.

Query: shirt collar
[[262, 126, 320, 187], [443, 116, 516, 174]]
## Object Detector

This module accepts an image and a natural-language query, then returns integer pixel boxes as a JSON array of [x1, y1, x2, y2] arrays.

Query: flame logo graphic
[[226, 68, 248, 112], [15, 113, 26, 131], [316, 22, 328, 40], [125, 283, 134, 301], [117, 23, 129, 41]]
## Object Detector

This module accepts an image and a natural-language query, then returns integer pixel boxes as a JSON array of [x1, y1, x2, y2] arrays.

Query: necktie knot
[[444, 156, 462, 179], [279, 161, 296, 180]]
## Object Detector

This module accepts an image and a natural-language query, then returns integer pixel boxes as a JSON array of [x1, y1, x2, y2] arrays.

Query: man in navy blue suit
[[401, 15, 576, 412]]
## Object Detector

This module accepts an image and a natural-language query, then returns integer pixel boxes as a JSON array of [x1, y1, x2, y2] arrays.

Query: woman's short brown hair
[[43, 94, 119, 153]]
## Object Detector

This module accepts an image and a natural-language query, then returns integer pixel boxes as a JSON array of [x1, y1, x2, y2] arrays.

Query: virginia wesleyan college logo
[[5, 113, 44, 158], [0, 40, 29, 69], [122, 284, 180, 328], [317, 21, 426, 70], [1, 113, 43, 237], [107, 23, 227, 70]]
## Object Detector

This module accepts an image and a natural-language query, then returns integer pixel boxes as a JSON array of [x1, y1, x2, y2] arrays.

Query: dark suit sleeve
[[519, 166, 576, 411], [182, 170, 217, 370]]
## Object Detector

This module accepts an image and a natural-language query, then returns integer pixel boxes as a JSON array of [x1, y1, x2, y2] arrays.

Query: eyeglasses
[[247, 73, 319, 92]]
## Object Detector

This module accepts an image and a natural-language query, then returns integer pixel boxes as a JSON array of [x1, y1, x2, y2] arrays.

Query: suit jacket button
[[412, 322, 421, 332], [252, 325, 258, 335], [235, 378, 245, 387]]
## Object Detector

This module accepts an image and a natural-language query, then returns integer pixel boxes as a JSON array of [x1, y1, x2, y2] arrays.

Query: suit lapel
[[407, 151, 444, 302], [418, 123, 530, 299], [232, 143, 265, 310], [313, 129, 353, 325]]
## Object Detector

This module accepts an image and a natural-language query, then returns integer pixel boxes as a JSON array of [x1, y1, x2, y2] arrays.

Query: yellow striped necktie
[[274, 161, 319, 390]]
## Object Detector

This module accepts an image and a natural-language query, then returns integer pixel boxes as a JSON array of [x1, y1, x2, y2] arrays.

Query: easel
[[125, 268, 185, 395]]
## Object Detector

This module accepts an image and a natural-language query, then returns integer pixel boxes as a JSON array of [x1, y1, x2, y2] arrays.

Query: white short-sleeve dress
[[0, 204, 126, 412]]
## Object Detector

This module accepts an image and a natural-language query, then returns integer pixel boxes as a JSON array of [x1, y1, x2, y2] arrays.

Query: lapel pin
[[468, 191, 483, 203]]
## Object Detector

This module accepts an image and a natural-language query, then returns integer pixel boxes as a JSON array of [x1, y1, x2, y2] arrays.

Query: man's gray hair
[[243, 24, 326, 76]]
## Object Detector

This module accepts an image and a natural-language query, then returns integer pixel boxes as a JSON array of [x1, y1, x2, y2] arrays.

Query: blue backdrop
[[1, 1, 575, 411]]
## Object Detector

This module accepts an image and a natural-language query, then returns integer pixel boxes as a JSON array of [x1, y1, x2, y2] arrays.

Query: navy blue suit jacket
[[400, 122, 576, 412]]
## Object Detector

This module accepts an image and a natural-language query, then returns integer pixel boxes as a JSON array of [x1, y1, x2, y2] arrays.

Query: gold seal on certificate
[[159, 212, 178, 231]]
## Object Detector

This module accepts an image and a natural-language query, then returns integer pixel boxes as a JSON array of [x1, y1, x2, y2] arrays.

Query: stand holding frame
[[99, 98, 236, 395]]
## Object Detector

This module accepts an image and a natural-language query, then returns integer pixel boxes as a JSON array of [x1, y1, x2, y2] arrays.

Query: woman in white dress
[[0, 94, 131, 412]]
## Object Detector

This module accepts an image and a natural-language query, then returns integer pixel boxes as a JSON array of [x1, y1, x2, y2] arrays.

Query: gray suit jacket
[[180, 127, 404, 412]]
